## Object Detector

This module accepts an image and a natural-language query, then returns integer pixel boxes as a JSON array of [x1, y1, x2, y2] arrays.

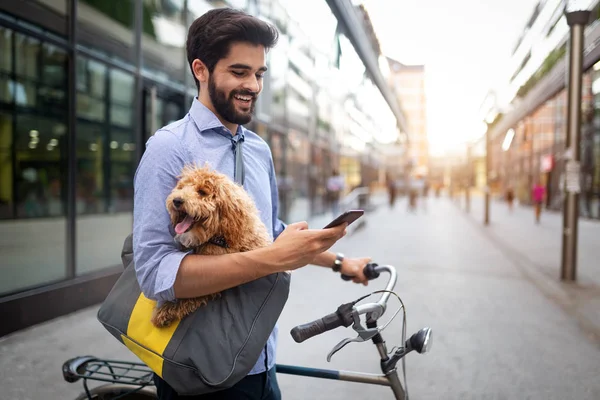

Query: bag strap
[[121, 233, 134, 269]]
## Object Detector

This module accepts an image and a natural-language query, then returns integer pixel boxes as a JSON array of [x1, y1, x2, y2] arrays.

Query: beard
[[208, 76, 257, 125]]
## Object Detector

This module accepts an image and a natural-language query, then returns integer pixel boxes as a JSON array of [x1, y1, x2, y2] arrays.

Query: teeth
[[235, 95, 251, 101]]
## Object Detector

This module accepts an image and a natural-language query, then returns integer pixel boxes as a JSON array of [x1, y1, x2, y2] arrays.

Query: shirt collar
[[189, 98, 245, 140]]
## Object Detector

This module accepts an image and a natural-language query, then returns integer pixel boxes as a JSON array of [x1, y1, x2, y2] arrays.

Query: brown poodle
[[151, 165, 272, 328]]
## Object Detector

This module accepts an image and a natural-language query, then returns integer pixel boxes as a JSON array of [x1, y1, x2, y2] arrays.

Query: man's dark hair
[[186, 8, 279, 90]]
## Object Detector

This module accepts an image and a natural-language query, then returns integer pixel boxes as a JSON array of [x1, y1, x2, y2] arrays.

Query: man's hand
[[340, 257, 371, 285], [271, 222, 347, 271]]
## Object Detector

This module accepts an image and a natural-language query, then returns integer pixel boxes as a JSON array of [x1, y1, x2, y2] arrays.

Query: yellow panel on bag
[[122, 293, 181, 377], [122, 335, 165, 376]]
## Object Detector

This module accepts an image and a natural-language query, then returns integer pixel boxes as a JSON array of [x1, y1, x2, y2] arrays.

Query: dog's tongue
[[175, 216, 195, 235]]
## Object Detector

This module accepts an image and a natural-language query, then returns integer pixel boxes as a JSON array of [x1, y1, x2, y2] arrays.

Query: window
[[110, 69, 133, 127], [77, 58, 107, 122], [141, 0, 187, 84], [14, 113, 67, 218], [0, 112, 13, 220], [75, 64, 134, 274], [0, 26, 11, 73], [0, 26, 69, 296]]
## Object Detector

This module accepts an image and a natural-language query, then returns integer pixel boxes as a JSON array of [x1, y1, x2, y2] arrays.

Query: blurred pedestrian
[[386, 171, 397, 209], [408, 175, 426, 213], [532, 181, 546, 224], [326, 169, 345, 217], [506, 186, 514, 213]]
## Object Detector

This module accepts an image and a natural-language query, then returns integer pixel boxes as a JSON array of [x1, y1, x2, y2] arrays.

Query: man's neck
[[197, 97, 238, 136]]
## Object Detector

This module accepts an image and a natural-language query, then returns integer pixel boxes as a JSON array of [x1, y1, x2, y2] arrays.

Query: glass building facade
[[489, 64, 600, 219], [0, 0, 401, 335]]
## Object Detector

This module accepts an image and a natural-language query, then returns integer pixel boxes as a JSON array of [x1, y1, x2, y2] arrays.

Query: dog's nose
[[172, 198, 184, 209]]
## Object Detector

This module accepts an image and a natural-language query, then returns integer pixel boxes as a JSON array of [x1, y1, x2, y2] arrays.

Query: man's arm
[[173, 222, 347, 298], [311, 251, 336, 268], [174, 247, 277, 298], [133, 130, 191, 302]]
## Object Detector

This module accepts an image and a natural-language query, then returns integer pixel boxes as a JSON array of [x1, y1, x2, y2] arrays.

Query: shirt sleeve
[[133, 130, 190, 302], [268, 157, 287, 239]]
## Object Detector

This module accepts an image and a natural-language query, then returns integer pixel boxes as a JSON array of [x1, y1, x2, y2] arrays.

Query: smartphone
[[323, 209, 364, 229]]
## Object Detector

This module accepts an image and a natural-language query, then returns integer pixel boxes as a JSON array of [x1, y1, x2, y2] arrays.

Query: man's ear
[[192, 59, 209, 84]]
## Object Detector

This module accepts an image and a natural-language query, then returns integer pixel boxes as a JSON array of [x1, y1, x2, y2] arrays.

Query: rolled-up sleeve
[[268, 158, 287, 239], [133, 130, 189, 302]]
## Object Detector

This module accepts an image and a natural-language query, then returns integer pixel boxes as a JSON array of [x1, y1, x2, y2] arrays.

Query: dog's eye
[[198, 189, 208, 196]]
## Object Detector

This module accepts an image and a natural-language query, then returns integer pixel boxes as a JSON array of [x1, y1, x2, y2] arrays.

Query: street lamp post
[[466, 143, 471, 213], [561, 4, 590, 281], [484, 126, 490, 225]]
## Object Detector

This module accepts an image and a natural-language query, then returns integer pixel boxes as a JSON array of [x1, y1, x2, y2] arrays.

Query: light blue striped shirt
[[133, 99, 285, 374]]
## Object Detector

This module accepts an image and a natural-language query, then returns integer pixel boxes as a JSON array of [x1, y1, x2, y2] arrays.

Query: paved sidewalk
[[454, 193, 600, 341], [455, 193, 600, 284]]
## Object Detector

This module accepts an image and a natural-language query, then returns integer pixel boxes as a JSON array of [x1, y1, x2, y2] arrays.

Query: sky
[[363, 0, 540, 155]]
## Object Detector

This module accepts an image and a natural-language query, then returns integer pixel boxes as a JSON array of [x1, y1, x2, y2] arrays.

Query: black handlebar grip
[[290, 311, 344, 343], [341, 262, 380, 281]]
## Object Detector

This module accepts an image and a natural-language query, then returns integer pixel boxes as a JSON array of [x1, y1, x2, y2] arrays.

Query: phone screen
[[323, 210, 364, 229]]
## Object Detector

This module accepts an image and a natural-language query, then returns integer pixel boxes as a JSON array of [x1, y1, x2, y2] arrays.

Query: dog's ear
[[215, 176, 252, 234]]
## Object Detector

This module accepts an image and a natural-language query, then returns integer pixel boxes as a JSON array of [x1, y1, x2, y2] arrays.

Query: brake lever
[[326, 308, 379, 361]]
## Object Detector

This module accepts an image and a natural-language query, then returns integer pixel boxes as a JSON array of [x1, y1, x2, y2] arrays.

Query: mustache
[[230, 90, 257, 100]]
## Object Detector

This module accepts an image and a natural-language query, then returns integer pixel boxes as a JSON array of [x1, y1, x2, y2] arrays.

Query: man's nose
[[242, 76, 260, 94], [173, 198, 184, 209]]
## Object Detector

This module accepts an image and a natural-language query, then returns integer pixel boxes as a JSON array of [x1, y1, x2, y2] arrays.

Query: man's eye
[[256, 74, 264, 79], [232, 71, 244, 77]]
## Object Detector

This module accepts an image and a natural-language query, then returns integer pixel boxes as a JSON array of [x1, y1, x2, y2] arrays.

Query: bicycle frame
[[276, 364, 405, 399]]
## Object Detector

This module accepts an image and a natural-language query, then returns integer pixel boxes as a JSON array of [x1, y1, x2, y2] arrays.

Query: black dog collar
[[208, 235, 229, 248]]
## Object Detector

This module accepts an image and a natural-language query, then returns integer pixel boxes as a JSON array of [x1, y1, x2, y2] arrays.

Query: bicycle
[[62, 263, 432, 399]]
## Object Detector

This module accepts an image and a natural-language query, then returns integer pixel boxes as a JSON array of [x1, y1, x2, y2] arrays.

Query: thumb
[[287, 221, 309, 231]]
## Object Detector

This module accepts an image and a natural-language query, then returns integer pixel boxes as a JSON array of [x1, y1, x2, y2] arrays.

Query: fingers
[[351, 270, 368, 285], [303, 224, 346, 252], [352, 276, 368, 286]]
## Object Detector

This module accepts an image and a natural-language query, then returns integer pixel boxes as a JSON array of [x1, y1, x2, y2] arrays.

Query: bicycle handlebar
[[291, 263, 398, 342], [290, 303, 354, 343]]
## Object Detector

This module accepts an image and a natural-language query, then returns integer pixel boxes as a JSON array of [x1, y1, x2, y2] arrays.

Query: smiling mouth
[[233, 94, 254, 105], [174, 213, 207, 235]]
